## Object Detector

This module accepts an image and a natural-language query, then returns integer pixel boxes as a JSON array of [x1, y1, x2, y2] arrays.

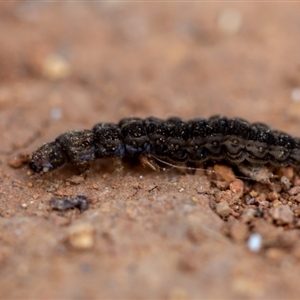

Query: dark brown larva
[[29, 115, 300, 174]]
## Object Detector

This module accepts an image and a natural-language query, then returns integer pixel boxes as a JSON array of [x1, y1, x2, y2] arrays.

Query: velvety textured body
[[29, 116, 300, 173]]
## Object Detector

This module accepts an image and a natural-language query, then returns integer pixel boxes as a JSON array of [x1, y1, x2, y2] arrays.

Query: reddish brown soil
[[1, 3, 300, 299]]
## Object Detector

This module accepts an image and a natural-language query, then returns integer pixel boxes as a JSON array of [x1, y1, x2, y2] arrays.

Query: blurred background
[[1, 2, 300, 151], [1, 3, 300, 299]]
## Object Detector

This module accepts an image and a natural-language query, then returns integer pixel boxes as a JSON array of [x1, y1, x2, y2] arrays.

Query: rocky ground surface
[[1, 2, 300, 299]]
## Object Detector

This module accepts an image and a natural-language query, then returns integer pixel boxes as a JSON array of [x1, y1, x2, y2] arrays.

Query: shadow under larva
[[29, 115, 300, 182]]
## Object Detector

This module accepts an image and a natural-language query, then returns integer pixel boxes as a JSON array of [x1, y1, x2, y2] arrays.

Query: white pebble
[[50, 107, 62, 120], [21, 203, 28, 209], [290, 87, 300, 102], [183, 204, 194, 213], [247, 233, 262, 252], [218, 8, 242, 35], [43, 167, 49, 173], [42, 54, 71, 80], [66, 223, 95, 250]]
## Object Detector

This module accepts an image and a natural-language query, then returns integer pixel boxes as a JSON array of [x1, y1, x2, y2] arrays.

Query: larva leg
[[139, 155, 161, 172]]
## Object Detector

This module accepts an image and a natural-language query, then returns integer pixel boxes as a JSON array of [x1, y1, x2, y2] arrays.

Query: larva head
[[29, 142, 67, 174]]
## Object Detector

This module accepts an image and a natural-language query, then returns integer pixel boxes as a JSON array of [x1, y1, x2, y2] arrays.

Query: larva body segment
[[29, 116, 300, 174], [289, 138, 300, 168], [93, 123, 125, 158], [56, 130, 95, 164], [119, 118, 150, 157], [144, 117, 169, 159]]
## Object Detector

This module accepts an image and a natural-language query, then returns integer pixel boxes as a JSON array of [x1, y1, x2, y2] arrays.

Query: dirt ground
[[1, 2, 300, 299]]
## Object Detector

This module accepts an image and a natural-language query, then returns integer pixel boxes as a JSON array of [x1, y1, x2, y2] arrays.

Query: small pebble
[[21, 203, 28, 209], [265, 248, 286, 263], [272, 200, 282, 208], [291, 194, 300, 203], [67, 175, 85, 185], [267, 192, 279, 202], [42, 54, 71, 80], [66, 223, 95, 250], [50, 107, 62, 120], [215, 190, 232, 203], [215, 201, 231, 217], [255, 193, 266, 205], [245, 196, 255, 205], [214, 164, 236, 183], [278, 166, 294, 181], [247, 233, 262, 252], [241, 208, 256, 223], [33, 194, 40, 200], [271, 205, 294, 225], [293, 179, 300, 186], [191, 196, 198, 203], [46, 183, 59, 193], [281, 176, 291, 191], [27, 182, 33, 188], [288, 186, 300, 196], [8, 154, 29, 168], [249, 190, 258, 198], [229, 179, 244, 198]]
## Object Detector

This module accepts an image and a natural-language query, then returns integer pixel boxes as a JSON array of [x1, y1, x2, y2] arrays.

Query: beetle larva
[[29, 116, 300, 176]]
